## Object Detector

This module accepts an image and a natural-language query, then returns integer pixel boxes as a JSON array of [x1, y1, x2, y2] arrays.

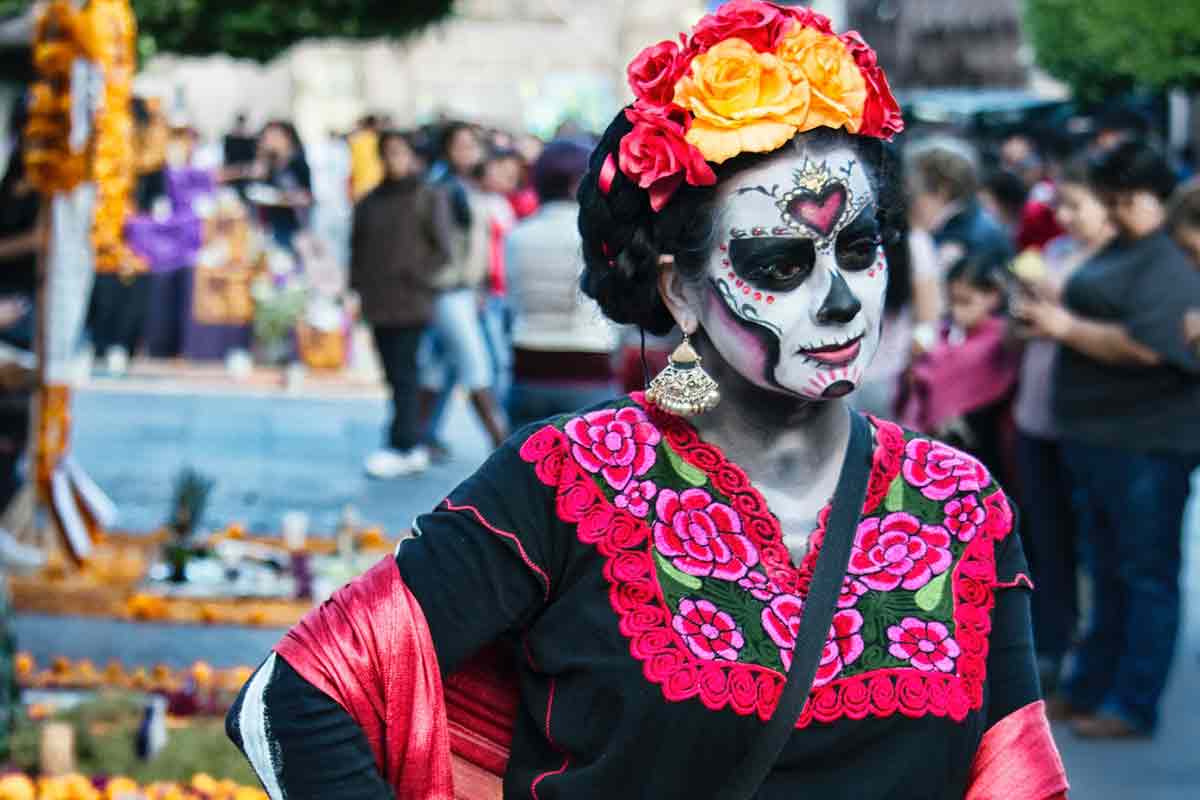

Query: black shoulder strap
[[720, 410, 874, 798]]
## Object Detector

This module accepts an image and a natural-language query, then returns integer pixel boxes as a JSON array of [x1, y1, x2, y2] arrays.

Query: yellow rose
[[673, 38, 810, 164], [775, 27, 867, 132]]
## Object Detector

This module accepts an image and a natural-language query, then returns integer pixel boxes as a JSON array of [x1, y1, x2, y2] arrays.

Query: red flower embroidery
[[838, 576, 868, 609], [614, 479, 658, 518], [737, 571, 778, 601], [943, 494, 985, 543], [627, 38, 689, 106], [848, 513, 952, 592], [901, 438, 991, 501], [672, 598, 744, 661], [814, 609, 865, 686], [762, 593, 804, 666], [887, 618, 961, 673], [654, 488, 760, 580], [564, 406, 661, 491]]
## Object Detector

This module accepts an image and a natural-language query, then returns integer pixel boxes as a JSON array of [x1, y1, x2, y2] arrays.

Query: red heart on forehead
[[785, 184, 847, 238]]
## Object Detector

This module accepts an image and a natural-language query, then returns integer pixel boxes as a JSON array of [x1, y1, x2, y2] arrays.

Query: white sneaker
[[365, 447, 429, 479], [105, 345, 129, 376]]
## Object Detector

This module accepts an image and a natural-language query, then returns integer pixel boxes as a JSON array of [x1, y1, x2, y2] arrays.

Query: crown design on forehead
[[775, 155, 869, 240], [604, 0, 903, 213]]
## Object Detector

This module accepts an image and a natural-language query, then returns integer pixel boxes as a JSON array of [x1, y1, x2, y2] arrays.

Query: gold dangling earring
[[645, 332, 721, 417]]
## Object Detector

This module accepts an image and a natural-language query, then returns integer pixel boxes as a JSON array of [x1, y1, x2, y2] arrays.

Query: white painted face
[[698, 146, 887, 400]]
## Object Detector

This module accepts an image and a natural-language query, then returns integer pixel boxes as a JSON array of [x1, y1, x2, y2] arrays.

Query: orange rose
[[775, 27, 867, 132], [673, 37, 810, 164]]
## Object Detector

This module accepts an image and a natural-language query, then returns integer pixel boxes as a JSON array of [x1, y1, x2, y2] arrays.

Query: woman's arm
[[228, 653, 395, 799], [1012, 295, 1160, 367]]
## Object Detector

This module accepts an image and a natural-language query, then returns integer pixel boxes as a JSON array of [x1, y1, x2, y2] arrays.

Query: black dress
[[232, 396, 1040, 799]]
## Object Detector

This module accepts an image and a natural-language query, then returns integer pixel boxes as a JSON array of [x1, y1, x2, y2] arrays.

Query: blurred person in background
[[475, 149, 523, 405], [896, 253, 1019, 481], [0, 98, 37, 352], [1009, 156, 1115, 695], [223, 111, 257, 199], [417, 123, 508, 452], [1015, 140, 1200, 738], [351, 131, 453, 479], [979, 169, 1030, 245], [999, 133, 1062, 251], [1168, 177, 1200, 265], [504, 139, 617, 428], [906, 137, 1012, 351], [347, 114, 384, 203], [254, 120, 313, 250]]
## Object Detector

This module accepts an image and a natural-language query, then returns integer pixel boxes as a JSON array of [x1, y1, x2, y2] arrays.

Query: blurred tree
[[1025, 0, 1200, 99], [0, 0, 454, 61]]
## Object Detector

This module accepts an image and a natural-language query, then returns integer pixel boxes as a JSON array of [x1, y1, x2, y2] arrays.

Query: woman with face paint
[[227, 5, 1067, 798]]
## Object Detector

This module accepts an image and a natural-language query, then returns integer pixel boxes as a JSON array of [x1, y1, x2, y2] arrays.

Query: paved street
[[16, 381, 1200, 797]]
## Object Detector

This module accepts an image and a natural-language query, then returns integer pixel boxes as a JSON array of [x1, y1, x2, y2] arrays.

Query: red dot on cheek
[[754, 292, 762, 301], [742, 286, 750, 295], [766, 296, 776, 304]]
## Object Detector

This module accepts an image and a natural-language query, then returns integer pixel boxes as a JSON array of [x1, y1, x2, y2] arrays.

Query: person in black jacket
[[350, 131, 454, 478]]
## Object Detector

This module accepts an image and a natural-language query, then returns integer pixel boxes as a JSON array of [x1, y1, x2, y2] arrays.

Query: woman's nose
[[816, 270, 862, 325]]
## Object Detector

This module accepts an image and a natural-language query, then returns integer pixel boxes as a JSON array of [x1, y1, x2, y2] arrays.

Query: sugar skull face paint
[[701, 147, 886, 401]]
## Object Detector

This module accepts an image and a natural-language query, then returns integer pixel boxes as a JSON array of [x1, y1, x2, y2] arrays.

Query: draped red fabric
[[966, 700, 1069, 800], [274, 556, 458, 799]]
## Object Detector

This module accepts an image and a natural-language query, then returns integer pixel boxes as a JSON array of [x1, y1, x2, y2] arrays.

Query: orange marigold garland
[[618, 0, 903, 211]]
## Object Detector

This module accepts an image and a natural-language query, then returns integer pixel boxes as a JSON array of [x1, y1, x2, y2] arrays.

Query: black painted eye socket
[[836, 236, 880, 272], [728, 237, 816, 291]]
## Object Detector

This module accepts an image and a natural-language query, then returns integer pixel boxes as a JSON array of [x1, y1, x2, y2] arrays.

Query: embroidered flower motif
[[737, 570, 778, 601], [672, 598, 745, 661], [837, 576, 868, 609], [901, 439, 991, 501], [887, 618, 961, 673], [614, 480, 658, 519], [814, 609, 865, 686], [564, 406, 662, 491], [761, 593, 804, 665], [943, 494, 986, 543], [654, 488, 760, 580], [847, 512, 952, 592]]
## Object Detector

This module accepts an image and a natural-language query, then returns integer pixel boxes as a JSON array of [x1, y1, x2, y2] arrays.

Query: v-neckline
[[632, 393, 875, 597]]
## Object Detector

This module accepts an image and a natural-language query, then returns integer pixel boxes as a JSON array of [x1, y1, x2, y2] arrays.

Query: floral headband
[[604, 0, 903, 213]]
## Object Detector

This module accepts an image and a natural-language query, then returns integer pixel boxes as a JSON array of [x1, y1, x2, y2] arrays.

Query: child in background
[[897, 254, 1020, 480]]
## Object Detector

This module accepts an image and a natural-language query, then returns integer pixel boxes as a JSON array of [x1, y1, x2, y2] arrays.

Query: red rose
[[699, 662, 730, 704], [868, 674, 898, 715], [957, 577, 991, 608], [556, 479, 602, 524], [576, 504, 615, 544], [665, 662, 701, 700], [631, 629, 673, 659], [947, 680, 973, 719], [983, 489, 1014, 541], [779, 4, 834, 35], [926, 677, 949, 716], [839, 31, 904, 140], [619, 103, 715, 212], [627, 38, 689, 106], [607, 551, 653, 583], [608, 510, 650, 550], [728, 668, 759, 714], [622, 603, 667, 634], [757, 673, 784, 720], [518, 425, 563, 462], [810, 685, 842, 721], [841, 678, 871, 719], [649, 648, 686, 682], [896, 673, 928, 715], [611, 579, 655, 613], [688, 0, 796, 54]]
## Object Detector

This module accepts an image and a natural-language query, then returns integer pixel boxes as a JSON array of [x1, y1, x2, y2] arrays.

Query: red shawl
[[274, 557, 1066, 799]]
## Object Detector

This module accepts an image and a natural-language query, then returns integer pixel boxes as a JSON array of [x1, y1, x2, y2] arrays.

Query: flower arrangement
[[617, 0, 903, 210]]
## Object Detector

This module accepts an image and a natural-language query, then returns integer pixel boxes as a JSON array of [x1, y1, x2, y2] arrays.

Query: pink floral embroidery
[[672, 598, 744, 661], [838, 577, 868, 609], [901, 439, 990, 501], [848, 513, 952, 592], [762, 593, 804, 667], [654, 488, 760, 580], [564, 406, 661, 491], [814, 609, 866, 686], [887, 618, 961, 673], [737, 571, 778, 601], [615, 479, 658, 518], [943, 494, 986, 543]]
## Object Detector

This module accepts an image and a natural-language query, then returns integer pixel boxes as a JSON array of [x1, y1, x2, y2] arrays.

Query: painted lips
[[799, 336, 863, 366]]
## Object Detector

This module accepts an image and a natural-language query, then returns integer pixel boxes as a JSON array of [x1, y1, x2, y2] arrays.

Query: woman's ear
[[657, 255, 698, 334]]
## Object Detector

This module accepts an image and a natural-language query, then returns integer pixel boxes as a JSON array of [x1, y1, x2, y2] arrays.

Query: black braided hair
[[577, 108, 901, 336]]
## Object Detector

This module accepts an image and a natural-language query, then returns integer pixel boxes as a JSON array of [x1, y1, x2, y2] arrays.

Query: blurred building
[[136, 0, 709, 144], [848, 0, 1029, 88]]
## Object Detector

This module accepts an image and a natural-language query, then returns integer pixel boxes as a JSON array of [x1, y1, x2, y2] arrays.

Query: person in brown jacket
[[350, 131, 453, 478]]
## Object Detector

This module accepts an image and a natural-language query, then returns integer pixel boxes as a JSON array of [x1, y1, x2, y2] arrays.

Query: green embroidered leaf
[[914, 571, 949, 612], [662, 442, 708, 487], [884, 477, 906, 512], [654, 550, 703, 591]]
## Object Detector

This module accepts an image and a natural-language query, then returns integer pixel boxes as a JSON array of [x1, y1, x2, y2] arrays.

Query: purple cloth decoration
[[124, 214, 205, 273], [166, 167, 216, 215]]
